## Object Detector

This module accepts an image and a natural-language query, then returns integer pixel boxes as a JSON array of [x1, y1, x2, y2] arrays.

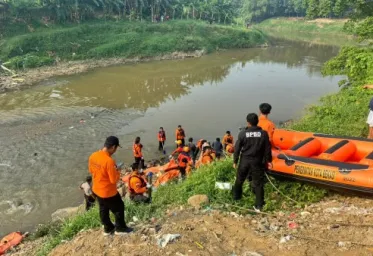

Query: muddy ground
[[9, 194, 373, 256], [0, 51, 204, 93]]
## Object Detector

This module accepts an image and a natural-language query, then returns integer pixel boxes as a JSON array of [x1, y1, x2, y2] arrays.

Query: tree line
[[0, 0, 369, 25]]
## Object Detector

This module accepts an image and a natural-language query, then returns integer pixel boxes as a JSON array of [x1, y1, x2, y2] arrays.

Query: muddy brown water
[[0, 40, 343, 236]]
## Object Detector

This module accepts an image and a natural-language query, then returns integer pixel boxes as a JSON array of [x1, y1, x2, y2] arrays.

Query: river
[[0, 39, 342, 236]]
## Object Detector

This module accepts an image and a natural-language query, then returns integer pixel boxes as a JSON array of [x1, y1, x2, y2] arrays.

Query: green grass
[[1, 20, 266, 70], [288, 86, 372, 137], [255, 17, 355, 46], [36, 158, 326, 256]]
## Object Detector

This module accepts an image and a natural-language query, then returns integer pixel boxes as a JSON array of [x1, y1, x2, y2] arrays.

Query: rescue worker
[[363, 84, 373, 138], [196, 139, 206, 153], [128, 162, 152, 203], [199, 145, 214, 165], [175, 125, 186, 146], [177, 146, 192, 179], [188, 137, 197, 164], [133, 137, 144, 170], [233, 113, 272, 213], [258, 103, 275, 144], [171, 140, 183, 157], [80, 175, 95, 211], [89, 136, 133, 235], [225, 138, 235, 156], [222, 131, 234, 150], [212, 138, 223, 159], [158, 127, 166, 151]]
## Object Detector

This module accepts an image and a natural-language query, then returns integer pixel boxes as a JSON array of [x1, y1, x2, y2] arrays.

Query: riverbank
[[0, 20, 266, 92], [256, 17, 355, 46], [0, 50, 205, 93]]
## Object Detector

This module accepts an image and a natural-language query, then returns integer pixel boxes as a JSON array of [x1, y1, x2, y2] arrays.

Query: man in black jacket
[[233, 113, 272, 212]]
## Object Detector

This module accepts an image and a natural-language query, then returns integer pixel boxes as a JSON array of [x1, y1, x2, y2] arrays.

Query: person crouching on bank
[[128, 163, 152, 204]]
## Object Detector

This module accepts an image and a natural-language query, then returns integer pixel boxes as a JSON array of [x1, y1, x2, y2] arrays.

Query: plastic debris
[[338, 241, 346, 247], [69, 126, 74, 129], [157, 234, 181, 248], [215, 182, 232, 190], [132, 216, 139, 222], [288, 212, 297, 219], [288, 221, 298, 229], [279, 235, 292, 244]]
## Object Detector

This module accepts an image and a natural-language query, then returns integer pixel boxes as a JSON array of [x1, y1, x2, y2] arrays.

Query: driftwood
[[1, 64, 16, 76]]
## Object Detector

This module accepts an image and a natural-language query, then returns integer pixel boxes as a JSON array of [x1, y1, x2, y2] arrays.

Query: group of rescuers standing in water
[[83, 103, 275, 236]]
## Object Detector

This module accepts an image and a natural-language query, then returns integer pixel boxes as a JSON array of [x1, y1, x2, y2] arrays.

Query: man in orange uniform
[[128, 163, 151, 203], [200, 145, 215, 165], [225, 138, 235, 156], [133, 137, 144, 169], [258, 103, 275, 144], [175, 125, 186, 146], [158, 127, 166, 151], [178, 147, 192, 179], [171, 140, 183, 157], [222, 131, 234, 150], [89, 136, 133, 236]]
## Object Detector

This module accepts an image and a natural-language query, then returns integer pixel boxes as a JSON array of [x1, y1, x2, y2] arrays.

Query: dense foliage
[[0, 0, 365, 29], [0, 20, 265, 69], [322, 1, 373, 87]]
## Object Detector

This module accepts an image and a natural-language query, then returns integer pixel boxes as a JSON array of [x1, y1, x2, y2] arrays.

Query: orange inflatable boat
[[0, 232, 24, 255], [269, 129, 373, 194]]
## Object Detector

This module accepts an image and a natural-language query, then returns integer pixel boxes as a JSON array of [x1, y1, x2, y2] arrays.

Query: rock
[[51, 206, 84, 222], [257, 223, 269, 232], [230, 212, 239, 218], [187, 195, 209, 209]]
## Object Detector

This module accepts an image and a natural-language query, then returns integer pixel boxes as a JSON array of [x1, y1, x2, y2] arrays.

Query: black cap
[[104, 136, 121, 148]]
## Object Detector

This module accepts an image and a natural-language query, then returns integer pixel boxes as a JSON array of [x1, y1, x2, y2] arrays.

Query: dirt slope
[[46, 195, 373, 256]]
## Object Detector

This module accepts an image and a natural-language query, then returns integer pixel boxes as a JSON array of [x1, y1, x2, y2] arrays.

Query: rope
[[265, 172, 299, 204]]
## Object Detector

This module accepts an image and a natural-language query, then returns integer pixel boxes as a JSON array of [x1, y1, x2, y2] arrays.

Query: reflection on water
[[0, 40, 343, 236]]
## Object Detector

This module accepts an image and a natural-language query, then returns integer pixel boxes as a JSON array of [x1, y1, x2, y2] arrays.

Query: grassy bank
[[256, 17, 355, 46], [1, 20, 266, 70], [289, 86, 372, 137], [36, 157, 326, 255]]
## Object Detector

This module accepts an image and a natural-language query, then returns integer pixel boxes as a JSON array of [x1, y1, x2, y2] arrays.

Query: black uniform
[[233, 126, 272, 209]]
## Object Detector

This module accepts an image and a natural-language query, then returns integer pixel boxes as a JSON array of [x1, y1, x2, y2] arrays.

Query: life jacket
[[226, 144, 235, 153], [0, 232, 24, 255], [176, 128, 185, 140], [178, 152, 191, 168], [172, 146, 183, 156], [201, 152, 214, 164], [223, 134, 233, 145], [133, 143, 143, 158], [158, 131, 166, 142], [197, 139, 205, 150], [128, 174, 147, 196]]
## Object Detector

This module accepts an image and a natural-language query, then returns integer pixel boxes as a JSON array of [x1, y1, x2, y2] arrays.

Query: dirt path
[[10, 194, 371, 256], [0, 51, 204, 93]]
